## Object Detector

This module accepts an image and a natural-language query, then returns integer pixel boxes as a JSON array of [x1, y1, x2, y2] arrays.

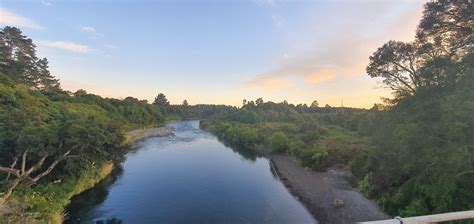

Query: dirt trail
[[270, 154, 389, 224]]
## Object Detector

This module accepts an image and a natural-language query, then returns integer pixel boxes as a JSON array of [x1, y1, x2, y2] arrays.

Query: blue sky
[[0, 0, 425, 107]]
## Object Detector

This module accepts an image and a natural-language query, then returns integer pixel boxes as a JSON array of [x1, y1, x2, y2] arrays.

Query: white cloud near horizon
[[37, 40, 93, 53], [0, 8, 44, 30]]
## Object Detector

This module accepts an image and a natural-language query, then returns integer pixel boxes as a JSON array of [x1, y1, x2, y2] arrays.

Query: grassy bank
[[1, 162, 113, 224]]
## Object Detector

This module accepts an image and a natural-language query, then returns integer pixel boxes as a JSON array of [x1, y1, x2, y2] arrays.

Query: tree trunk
[[5, 157, 18, 181], [21, 150, 28, 175], [28, 150, 71, 186], [0, 176, 23, 203]]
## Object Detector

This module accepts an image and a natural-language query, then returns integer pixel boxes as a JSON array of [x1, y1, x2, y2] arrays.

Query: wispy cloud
[[253, 0, 277, 7], [0, 8, 44, 30], [105, 44, 118, 49], [80, 26, 104, 39], [81, 26, 96, 32], [304, 69, 337, 84], [41, 0, 52, 6], [37, 40, 93, 53]]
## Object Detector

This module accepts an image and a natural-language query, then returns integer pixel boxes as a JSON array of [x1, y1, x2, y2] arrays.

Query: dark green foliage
[[153, 93, 169, 106], [300, 147, 328, 171], [301, 131, 319, 143], [268, 132, 289, 153], [201, 104, 365, 170], [356, 0, 474, 217], [200, 121, 260, 148], [0, 26, 60, 91]]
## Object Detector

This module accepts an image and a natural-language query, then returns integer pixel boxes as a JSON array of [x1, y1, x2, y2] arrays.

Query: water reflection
[[217, 139, 261, 162], [65, 120, 315, 224], [65, 167, 123, 223]]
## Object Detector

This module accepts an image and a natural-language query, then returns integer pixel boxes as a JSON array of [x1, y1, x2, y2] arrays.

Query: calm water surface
[[65, 120, 316, 224]]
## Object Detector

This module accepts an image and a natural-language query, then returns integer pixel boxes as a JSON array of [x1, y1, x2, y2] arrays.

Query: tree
[[182, 99, 189, 106], [367, 1, 473, 99], [0, 26, 60, 91], [74, 89, 88, 97], [416, 0, 473, 61], [153, 93, 169, 106], [0, 81, 123, 203], [34, 58, 60, 92], [360, 0, 474, 216], [310, 100, 319, 108], [255, 98, 264, 106], [367, 41, 421, 97]]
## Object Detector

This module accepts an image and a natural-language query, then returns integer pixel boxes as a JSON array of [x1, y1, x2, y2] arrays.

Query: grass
[[2, 162, 114, 224]]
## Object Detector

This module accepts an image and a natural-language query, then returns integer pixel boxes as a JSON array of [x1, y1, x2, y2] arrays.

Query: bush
[[333, 198, 345, 208], [301, 131, 320, 142], [288, 139, 305, 156], [299, 146, 329, 171], [269, 132, 289, 153]]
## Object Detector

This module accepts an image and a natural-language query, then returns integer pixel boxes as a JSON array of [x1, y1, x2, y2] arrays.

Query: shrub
[[299, 146, 329, 171], [333, 198, 345, 208], [288, 139, 305, 156], [269, 132, 289, 153], [301, 131, 320, 142]]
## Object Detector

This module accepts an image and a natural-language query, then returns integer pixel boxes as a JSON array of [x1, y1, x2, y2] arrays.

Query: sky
[[0, 0, 426, 108]]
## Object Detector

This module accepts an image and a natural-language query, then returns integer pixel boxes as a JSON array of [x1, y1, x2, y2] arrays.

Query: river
[[65, 120, 316, 224]]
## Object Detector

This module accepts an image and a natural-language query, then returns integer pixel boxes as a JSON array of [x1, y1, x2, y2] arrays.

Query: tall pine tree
[[0, 26, 60, 91]]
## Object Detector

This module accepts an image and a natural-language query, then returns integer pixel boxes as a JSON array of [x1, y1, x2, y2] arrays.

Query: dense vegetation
[[202, 0, 473, 217], [0, 26, 189, 222], [0, 0, 472, 222]]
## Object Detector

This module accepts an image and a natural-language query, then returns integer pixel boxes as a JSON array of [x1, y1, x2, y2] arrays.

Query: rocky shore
[[125, 126, 174, 143], [269, 154, 389, 224]]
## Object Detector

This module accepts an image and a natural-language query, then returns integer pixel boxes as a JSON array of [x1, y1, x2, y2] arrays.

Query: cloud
[[37, 40, 93, 53], [41, 0, 52, 6], [105, 44, 118, 49], [0, 8, 44, 30], [80, 26, 104, 39], [245, 1, 425, 91], [81, 26, 96, 32], [253, 0, 277, 7], [304, 68, 337, 84], [245, 76, 292, 92]]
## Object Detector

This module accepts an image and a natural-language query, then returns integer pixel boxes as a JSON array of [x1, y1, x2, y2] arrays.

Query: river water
[[65, 120, 315, 224]]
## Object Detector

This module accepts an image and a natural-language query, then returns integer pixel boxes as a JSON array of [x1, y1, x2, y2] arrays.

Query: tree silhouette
[[153, 93, 169, 106]]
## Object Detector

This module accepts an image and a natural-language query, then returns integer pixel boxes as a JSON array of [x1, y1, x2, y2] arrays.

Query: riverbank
[[269, 154, 389, 223], [125, 126, 175, 144], [0, 126, 175, 224], [0, 162, 114, 224], [58, 127, 175, 222]]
